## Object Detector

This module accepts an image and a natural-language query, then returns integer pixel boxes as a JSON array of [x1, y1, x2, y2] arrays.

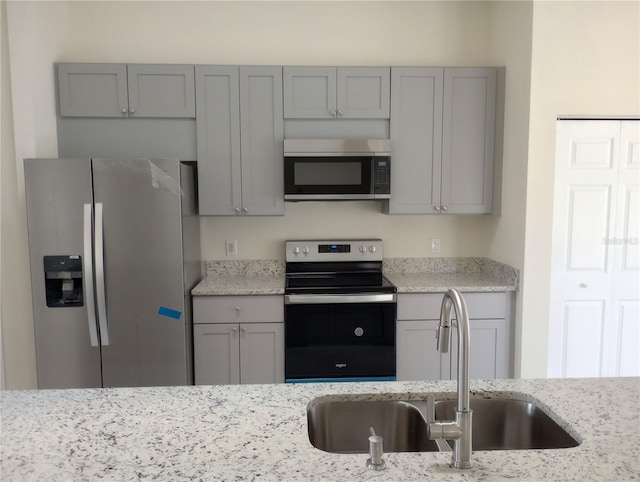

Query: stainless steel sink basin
[[307, 396, 580, 453], [433, 398, 580, 451], [307, 400, 439, 453]]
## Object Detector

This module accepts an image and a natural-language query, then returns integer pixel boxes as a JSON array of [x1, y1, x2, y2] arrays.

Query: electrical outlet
[[225, 240, 238, 257], [430, 238, 441, 255]]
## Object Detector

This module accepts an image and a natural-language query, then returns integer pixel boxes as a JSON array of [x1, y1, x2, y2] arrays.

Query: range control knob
[[302, 247, 310, 256], [359, 245, 367, 254], [369, 245, 377, 253], [292, 246, 300, 255]]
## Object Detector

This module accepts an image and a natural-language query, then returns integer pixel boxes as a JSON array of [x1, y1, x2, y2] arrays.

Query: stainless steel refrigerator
[[24, 158, 200, 389]]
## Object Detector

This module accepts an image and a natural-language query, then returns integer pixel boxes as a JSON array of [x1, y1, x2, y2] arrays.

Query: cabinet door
[[194, 324, 240, 385], [450, 319, 509, 380], [57, 63, 128, 117], [397, 320, 450, 381], [195, 66, 242, 215], [239, 67, 285, 215], [283, 67, 336, 119], [337, 67, 390, 119], [389, 68, 443, 214], [239, 323, 284, 384], [127, 64, 195, 118], [441, 68, 496, 214]]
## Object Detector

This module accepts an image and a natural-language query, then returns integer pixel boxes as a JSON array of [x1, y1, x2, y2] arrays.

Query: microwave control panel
[[374, 158, 391, 194]]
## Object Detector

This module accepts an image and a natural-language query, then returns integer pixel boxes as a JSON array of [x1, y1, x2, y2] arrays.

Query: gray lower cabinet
[[388, 67, 496, 214], [196, 66, 284, 216], [193, 296, 284, 385], [396, 292, 512, 381], [283, 67, 390, 119], [57, 63, 195, 118]]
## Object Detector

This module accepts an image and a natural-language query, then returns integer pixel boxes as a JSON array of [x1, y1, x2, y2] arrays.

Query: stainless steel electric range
[[284, 239, 397, 383]]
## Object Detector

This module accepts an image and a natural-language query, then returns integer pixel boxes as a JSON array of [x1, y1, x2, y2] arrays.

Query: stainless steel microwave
[[284, 139, 391, 201]]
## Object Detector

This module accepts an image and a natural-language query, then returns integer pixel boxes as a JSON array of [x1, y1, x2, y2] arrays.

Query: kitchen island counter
[[2, 377, 638, 481]]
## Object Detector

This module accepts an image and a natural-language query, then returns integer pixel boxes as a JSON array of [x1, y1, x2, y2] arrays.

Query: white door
[[549, 120, 639, 378]]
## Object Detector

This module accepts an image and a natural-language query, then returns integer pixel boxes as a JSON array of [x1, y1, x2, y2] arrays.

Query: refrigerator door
[[24, 158, 102, 388], [91, 158, 188, 387]]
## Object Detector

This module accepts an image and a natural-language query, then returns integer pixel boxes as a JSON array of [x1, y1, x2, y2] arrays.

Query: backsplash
[[202, 257, 519, 290]]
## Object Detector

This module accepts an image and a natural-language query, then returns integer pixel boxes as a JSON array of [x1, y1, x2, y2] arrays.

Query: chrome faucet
[[427, 288, 473, 469]]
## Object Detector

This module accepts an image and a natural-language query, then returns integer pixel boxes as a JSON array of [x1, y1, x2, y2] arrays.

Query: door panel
[[389, 68, 443, 214], [24, 158, 102, 388], [194, 324, 240, 385], [92, 158, 187, 387], [239, 67, 285, 215], [562, 301, 606, 377], [127, 64, 195, 118], [195, 66, 242, 215], [396, 320, 450, 381], [240, 323, 284, 384], [57, 63, 128, 117], [612, 301, 639, 376], [566, 186, 612, 271], [283, 67, 336, 118]]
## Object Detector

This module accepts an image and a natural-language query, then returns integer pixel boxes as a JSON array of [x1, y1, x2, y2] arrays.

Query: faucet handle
[[426, 394, 453, 452]]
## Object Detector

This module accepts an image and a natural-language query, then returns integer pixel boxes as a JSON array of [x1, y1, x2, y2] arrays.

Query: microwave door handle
[[94, 203, 110, 346], [83, 204, 99, 347]]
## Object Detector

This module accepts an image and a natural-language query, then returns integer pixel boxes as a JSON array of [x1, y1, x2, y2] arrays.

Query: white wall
[[521, 0, 640, 378]]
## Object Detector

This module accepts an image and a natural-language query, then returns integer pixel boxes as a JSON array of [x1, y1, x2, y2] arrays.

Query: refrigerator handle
[[83, 204, 99, 347], [94, 203, 110, 346]]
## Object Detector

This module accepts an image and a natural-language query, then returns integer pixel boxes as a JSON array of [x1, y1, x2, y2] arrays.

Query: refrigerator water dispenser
[[44, 255, 84, 307]]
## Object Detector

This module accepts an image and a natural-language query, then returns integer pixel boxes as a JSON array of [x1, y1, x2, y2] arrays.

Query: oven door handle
[[284, 293, 397, 304]]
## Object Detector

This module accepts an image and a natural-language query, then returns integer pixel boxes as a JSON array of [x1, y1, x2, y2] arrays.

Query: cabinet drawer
[[398, 292, 508, 320], [193, 295, 284, 324]]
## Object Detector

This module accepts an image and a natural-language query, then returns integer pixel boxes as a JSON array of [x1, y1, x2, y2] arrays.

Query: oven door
[[284, 293, 396, 382]]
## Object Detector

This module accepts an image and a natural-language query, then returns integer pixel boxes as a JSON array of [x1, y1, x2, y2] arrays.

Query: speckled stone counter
[[192, 257, 519, 296], [1, 378, 638, 481], [192, 260, 285, 296], [384, 257, 519, 293]]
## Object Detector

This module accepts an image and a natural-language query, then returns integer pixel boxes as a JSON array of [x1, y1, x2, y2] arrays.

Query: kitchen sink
[[307, 395, 580, 454], [307, 400, 439, 453]]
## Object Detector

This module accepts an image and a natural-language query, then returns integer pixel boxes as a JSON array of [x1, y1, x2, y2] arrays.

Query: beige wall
[[521, 0, 640, 378], [3, 1, 635, 388]]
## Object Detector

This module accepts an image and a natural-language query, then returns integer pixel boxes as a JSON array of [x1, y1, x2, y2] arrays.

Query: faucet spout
[[428, 288, 473, 469]]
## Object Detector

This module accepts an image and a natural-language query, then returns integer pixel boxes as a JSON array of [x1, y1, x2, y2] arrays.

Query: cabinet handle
[[232, 327, 238, 334], [129, 107, 135, 114], [242, 207, 249, 214], [441, 206, 448, 212], [330, 110, 337, 117], [235, 207, 241, 214], [240, 327, 246, 334], [235, 306, 240, 312], [579, 283, 588, 288], [121, 108, 128, 114], [434, 206, 441, 212], [337, 110, 344, 117]]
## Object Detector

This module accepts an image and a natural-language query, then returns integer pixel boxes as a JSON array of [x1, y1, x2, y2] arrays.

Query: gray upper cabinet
[[196, 66, 284, 216], [441, 68, 496, 214], [388, 67, 496, 215], [388, 67, 444, 214], [57, 63, 195, 118], [283, 67, 390, 119]]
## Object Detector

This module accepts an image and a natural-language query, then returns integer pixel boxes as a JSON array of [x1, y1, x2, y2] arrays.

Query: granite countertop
[[2, 378, 638, 481], [192, 257, 519, 296]]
